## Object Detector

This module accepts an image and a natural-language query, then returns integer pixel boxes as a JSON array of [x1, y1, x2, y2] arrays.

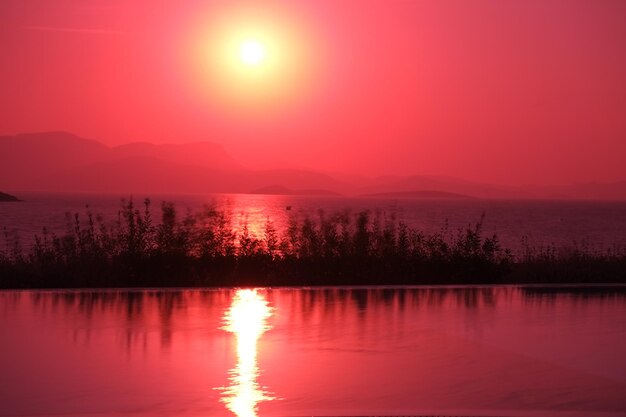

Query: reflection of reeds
[[1, 199, 624, 287]]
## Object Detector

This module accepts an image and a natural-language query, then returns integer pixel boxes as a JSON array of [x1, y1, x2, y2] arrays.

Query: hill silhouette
[[0, 191, 20, 202], [0, 132, 348, 194], [1, 132, 625, 200], [249, 185, 341, 196], [360, 190, 472, 199]]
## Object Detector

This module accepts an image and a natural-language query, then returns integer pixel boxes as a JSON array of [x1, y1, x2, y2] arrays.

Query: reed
[[1, 199, 624, 288]]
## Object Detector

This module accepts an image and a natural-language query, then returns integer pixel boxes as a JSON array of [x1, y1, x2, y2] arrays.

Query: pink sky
[[1, 0, 625, 185]]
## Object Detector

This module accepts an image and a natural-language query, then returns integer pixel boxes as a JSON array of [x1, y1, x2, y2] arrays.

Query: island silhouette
[[0, 191, 20, 202]]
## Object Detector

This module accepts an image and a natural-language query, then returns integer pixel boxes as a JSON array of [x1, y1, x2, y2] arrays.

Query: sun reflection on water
[[219, 289, 274, 417]]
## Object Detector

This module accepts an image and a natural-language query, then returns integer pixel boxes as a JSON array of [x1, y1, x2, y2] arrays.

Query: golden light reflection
[[219, 289, 274, 417]]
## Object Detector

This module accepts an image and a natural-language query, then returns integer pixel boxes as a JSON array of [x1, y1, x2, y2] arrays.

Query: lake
[[1, 286, 625, 417], [2, 192, 626, 253]]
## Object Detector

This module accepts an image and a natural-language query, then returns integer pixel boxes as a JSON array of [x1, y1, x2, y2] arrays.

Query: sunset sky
[[1, 0, 625, 185]]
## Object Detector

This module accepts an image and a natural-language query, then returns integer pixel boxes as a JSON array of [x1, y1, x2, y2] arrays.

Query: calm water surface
[[1, 286, 625, 417], [2, 193, 626, 253]]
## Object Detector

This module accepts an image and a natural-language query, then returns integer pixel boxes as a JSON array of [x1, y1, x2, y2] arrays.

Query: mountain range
[[1, 131, 625, 200]]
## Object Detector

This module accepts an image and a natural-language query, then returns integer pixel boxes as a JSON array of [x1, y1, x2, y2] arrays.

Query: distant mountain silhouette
[[0, 132, 348, 194], [1, 132, 624, 200], [360, 190, 473, 199], [356, 175, 520, 199], [111, 141, 242, 172], [0, 132, 108, 187], [0, 191, 21, 202], [249, 185, 341, 196], [531, 181, 626, 201]]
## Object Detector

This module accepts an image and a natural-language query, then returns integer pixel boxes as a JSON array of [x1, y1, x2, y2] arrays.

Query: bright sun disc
[[188, 7, 318, 111], [239, 40, 265, 66]]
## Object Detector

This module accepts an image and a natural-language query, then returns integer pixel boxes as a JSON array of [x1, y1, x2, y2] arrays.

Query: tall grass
[[1, 199, 624, 288]]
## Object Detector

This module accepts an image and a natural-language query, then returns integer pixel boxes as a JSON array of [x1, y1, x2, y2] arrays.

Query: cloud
[[23, 26, 127, 35]]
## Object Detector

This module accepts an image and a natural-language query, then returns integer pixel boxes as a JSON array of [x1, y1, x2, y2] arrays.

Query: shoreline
[[3, 282, 626, 292], [2, 201, 624, 289]]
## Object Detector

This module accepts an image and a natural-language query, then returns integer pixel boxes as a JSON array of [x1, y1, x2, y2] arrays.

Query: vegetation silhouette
[[1, 198, 624, 288]]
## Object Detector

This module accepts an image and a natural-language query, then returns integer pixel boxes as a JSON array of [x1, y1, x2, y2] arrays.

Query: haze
[[1, 0, 626, 186]]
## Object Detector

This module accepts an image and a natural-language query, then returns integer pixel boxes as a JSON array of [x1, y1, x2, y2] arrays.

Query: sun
[[239, 39, 266, 66], [187, 6, 319, 111]]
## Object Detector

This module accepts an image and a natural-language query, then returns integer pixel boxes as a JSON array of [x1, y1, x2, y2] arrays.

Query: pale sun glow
[[187, 6, 318, 112], [239, 40, 266, 66], [219, 289, 274, 417]]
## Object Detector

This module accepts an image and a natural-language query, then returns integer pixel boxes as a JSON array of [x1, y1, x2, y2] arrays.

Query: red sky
[[1, 0, 625, 186]]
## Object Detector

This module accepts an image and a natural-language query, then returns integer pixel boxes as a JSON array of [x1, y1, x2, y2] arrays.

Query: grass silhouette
[[1, 198, 624, 288]]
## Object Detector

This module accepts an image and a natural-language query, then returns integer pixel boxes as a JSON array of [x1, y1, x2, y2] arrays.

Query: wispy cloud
[[24, 26, 127, 36]]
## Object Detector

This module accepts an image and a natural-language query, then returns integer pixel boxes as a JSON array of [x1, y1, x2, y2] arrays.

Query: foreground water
[[0, 286, 625, 417], [2, 192, 626, 252]]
